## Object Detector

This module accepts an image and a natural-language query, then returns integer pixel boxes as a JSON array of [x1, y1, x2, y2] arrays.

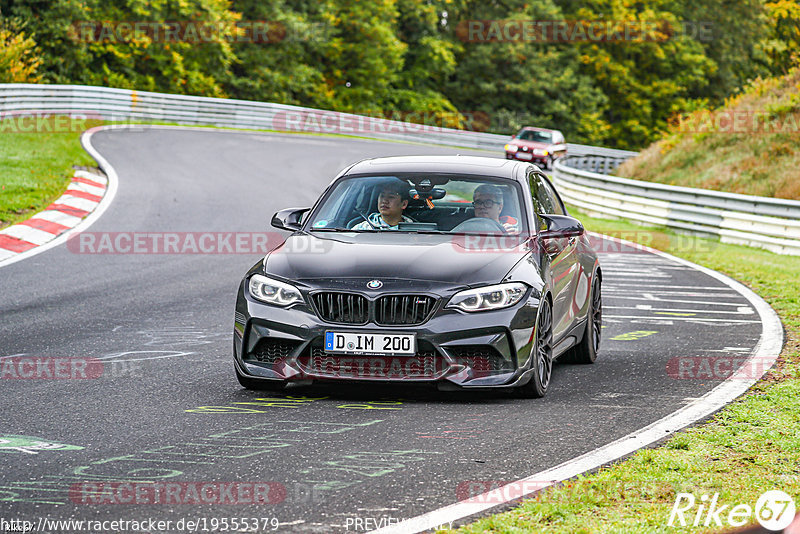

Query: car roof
[[344, 155, 522, 180], [519, 126, 560, 134]]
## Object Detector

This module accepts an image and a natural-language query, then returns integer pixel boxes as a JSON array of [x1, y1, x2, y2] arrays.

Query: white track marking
[[605, 315, 761, 324], [369, 232, 782, 534], [607, 305, 754, 315]]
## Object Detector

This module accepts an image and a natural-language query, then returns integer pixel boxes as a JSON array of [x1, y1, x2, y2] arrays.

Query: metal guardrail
[[0, 83, 635, 157], [554, 155, 800, 255], [555, 154, 631, 175], [2, 83, 796, 254]]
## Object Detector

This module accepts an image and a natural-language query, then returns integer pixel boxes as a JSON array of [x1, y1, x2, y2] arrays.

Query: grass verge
[[615, 67, 800, 200], [452, 208, 800, 533], [0, 124, 95, 230]]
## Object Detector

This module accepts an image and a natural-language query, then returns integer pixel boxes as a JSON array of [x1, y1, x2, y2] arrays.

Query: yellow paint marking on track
[[610, 330, 659, 341]]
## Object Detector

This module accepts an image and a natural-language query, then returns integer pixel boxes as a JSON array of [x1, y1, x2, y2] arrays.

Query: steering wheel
[[347, 216, 365, 229], [450, 217, 507, 234]]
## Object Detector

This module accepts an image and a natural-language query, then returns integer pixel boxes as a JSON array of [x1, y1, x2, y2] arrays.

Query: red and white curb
[[0, 126, 119, 269], [0, 171, 107, 262]]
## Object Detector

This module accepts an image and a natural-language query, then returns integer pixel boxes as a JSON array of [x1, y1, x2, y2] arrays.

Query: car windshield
[[307, 174, 527, 235], [517, 130, 552, 143]]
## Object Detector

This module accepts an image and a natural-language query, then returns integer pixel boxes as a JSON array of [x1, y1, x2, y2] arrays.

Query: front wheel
[[517, 299, 553, 398], [563, 275, 601, 364]]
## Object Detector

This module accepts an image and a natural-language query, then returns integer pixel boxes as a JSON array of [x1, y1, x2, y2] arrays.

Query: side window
[[538, 175, 566, 215], [528, 171, 554, 215]]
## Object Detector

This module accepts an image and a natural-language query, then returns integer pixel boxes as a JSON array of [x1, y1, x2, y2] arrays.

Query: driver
[[472, 184, 519, 233], [352, 180, 414, 230]]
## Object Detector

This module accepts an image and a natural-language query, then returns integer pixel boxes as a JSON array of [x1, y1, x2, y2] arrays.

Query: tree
[[1, 0, 239, 96], [0, 25, 41, 83]]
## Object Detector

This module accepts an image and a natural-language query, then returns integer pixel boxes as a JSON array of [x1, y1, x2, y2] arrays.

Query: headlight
[[504, 144, 519, 153], [533, 148, 546, 156], [447, 282, 528, 312], [248, 274, 304, 307]]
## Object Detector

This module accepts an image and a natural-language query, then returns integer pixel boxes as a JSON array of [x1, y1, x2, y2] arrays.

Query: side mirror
[[271, 207, 310, 231], [538, 214, 584, 239]]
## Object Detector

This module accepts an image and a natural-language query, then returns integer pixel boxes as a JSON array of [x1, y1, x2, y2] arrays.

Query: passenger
[[352, 180, 414, 230], [472, 184, 519, 233]]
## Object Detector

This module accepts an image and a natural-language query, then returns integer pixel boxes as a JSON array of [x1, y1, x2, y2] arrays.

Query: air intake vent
[[448, 345, 512, 372], [247, 338, 301, 363]]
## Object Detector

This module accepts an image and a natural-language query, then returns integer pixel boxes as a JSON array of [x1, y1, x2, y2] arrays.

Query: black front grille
[[375, 295, 436, 325], [448, 345, 512, 372], [312, 292, 368, 324], [248, 338, 301, 363]]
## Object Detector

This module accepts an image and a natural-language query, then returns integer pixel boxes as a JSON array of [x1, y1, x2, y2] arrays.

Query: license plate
[[324, 332, 416, 355], [515, 152, 533, 160]]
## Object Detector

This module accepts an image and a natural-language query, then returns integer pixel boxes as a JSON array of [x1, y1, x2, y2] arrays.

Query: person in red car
[[472, 184, 519, 234]]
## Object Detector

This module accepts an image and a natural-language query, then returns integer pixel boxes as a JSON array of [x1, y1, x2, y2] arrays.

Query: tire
[[546, 156, 554, 170], [563, 275, 602, 364], [235, 364, 287, 391], [517, 299, 553, 398]]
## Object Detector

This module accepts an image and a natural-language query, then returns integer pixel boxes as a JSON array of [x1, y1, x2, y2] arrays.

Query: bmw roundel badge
[[367, 280, 383, 289]]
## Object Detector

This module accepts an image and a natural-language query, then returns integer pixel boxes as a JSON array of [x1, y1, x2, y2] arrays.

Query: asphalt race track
[[0, 129, 764, 533]]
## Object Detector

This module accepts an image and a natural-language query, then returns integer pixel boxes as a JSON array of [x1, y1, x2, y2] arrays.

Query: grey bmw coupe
[[233, 156, 601, 397]]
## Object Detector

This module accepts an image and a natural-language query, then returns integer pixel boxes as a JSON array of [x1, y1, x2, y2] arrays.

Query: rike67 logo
[[668, 490, 796, 531]]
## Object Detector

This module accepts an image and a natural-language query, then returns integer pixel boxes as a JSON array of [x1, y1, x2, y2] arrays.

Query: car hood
[[513, 140, 551, 150], [264, 232, 529, 289]]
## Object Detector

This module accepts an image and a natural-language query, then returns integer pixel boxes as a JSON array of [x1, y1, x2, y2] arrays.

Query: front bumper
[[505, 151, 548, 165], [233, 282, 540, 389]]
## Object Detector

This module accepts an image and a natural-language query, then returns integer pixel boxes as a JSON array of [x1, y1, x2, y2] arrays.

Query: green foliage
[[617, 66, 800, 200], [1, 0, 798, 148], [765, 0, 800, 73], [0, 24, 41, 82], [0, 0, 238, 96]]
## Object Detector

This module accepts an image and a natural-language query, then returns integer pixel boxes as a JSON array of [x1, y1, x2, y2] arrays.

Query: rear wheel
[[563, 275, 602, 364], [517, 299, 553, 398]]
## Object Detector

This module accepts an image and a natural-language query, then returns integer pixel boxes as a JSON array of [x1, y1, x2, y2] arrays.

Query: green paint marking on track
[[0, 435, 83, 454]]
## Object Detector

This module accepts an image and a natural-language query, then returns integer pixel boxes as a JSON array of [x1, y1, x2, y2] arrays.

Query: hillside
[[615, 67, 800, 200]]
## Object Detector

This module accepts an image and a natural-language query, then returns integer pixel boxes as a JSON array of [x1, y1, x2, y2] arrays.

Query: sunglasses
[[473, 199, 500, 208]]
